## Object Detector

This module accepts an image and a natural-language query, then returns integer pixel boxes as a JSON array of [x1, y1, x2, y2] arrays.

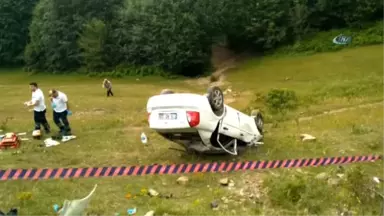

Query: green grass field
[[0, 45, 383, 215]]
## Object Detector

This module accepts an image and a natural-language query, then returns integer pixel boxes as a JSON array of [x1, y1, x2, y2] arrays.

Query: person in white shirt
[[49, 89, 72, 136], [24, 82, 51, 133], [102, 79, 114, 97]]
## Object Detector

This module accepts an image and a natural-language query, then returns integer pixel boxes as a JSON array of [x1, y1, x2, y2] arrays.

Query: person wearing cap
[[102, 79, 114, 97], [24, 82, 51, 134], [49, 89, 72, 136]]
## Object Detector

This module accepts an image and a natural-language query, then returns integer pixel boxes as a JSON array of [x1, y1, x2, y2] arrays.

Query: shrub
[[265, 89, 299, 115], [264, 172, 333, 214]]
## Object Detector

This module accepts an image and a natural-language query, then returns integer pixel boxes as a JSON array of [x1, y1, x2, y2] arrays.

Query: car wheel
[[251, 109, 264, 135], [160, 89, 174, 94], [207, 86, 224, 116]]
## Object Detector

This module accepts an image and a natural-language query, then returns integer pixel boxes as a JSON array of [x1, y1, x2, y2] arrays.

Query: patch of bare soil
[[238, 173, 265, 200], [185, 45, 251, 88], [73, 108, 107, 117], [223, 173, 266, 206], [222, 88, 252, 105]]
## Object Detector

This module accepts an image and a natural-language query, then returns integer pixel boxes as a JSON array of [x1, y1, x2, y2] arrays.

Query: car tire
[[251, 109, 264, 135], [160, 89, 174, 94], [207, 86, 224, 116]]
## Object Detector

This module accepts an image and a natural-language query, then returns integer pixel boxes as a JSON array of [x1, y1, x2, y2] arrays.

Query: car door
[[218, 106, 240, 139], [237, 111, 256, 142]]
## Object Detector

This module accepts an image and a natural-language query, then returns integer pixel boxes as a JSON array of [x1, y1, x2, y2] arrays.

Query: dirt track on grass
[[297, 101, 383, 122]]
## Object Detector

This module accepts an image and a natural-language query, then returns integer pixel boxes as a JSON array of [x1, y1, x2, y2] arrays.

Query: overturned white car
[[146, 86, 264, 155]]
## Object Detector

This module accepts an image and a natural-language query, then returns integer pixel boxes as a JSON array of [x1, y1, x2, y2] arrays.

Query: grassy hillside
[[0, 45, 382, 215]]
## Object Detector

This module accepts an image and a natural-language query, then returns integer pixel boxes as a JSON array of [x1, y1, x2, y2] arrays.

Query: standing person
[[24, 82, 51, 134], [102, 79, 114, 97], [49, 89, 72, 136]]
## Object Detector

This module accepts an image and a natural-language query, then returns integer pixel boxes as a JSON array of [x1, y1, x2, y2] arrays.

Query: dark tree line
[[0, 0, 382, 76], [0, 0, 38, 66]]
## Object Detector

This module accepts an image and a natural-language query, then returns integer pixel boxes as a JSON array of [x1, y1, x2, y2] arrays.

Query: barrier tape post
[[0, 155, 381, 181]]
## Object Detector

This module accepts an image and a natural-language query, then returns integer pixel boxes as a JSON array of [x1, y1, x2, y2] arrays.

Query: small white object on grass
[[144, 210, 155, 216], [62, 135, 77, 142], [44, 138, 60, 147], [17, 132, 27, 136], [58, 184, 97, 216], [373, 177, 381, 184], [300, 134, 316, 142], [141, 132, 148, 144]]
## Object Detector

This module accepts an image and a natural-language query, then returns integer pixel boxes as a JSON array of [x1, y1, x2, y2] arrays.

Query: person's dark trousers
[[107, 88, 114, 97], [53, 110, 71, 135], [33, 109, 50, 133]]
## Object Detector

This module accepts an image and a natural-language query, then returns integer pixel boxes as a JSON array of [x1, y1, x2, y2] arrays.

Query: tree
[[25, 0, 124, 72], [0, 0, 38, 66], [114, 0, 213, 76], [78, 19, 107, 72]]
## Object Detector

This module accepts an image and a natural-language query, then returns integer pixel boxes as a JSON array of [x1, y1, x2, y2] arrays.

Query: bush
[[264, 173, 333, 214], [265, 89, 299, 115], [264, 166, 383, 215]]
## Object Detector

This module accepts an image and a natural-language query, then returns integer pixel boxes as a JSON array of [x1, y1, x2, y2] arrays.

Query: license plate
[[158, 113, 177, 120]]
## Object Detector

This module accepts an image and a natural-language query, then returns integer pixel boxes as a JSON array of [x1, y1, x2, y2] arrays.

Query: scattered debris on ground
[[144, 210, 155, 216], [127, 208, 136, 215], [210, 200, 219, 210], [56, 184, 97, 216], [176, 176, 189, 185], [159, 193, 173, 199], [219, 178, 229, 186], [219, 177, 236, 191], [315, 172, 328, 180], [300, 133, 316, 142], [148, 189, 159, 197], [43, 135, 77, 147], [373, 176, 382, 184], [44, 138, 60, 147], [0, 132, 21, 149], [125, 193, 132, 200]]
